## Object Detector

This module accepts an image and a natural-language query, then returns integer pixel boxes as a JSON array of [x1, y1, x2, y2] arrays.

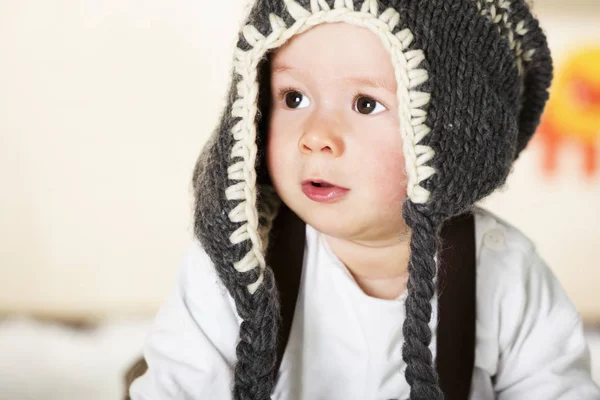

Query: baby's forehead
[[268, 23, 397, 86], [270, 22, 389, 62]]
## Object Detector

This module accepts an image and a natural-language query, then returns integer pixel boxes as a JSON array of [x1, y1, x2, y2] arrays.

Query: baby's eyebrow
[[272, 63, 294, 74], [271, 63, 396, 93], [343, 76, 396, 93]]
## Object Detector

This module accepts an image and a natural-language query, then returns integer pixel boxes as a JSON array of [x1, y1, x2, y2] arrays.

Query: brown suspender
[[436, 212, 477, 399], [265, 204, 307, 377], [124, 207, 476, 399]]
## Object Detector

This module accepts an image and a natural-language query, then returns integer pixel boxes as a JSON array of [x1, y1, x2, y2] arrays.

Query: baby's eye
[[283, 90, 310, 109], [354, 95, 387, 115]]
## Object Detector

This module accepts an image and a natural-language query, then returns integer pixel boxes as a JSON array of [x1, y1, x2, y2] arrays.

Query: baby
[[268, 22, 411, 300], [128, 0, 600, 399]]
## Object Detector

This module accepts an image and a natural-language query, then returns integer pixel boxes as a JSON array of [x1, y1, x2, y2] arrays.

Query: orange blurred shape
[[537, 46, 600, 178]]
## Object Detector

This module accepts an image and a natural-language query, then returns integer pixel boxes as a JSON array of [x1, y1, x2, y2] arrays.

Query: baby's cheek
[[367, 147, 407, 205], [266, 130, 286, 186], [267, 125, 299, 196]]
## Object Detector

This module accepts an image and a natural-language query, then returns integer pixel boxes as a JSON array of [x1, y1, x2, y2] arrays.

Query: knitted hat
[[192, 0, 552, 399]]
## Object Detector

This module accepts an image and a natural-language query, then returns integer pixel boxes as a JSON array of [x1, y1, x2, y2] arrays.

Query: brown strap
[[266, 204, 307, 381], [436, 213, 477, 399]]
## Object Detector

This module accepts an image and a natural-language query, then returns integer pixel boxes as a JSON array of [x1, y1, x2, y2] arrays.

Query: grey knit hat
[[192, 0, 552, 399]]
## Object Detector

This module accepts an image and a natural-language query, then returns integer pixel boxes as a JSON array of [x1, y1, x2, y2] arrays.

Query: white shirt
[[130, 208, 600, 399]]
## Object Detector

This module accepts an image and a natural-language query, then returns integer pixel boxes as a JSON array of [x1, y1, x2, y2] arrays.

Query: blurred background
[[0, 0, 599, 399]]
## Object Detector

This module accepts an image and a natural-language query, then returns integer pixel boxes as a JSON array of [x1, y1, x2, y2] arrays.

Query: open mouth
[[311, 181, 334, 188], [301, 179, 349, 203], [304, 179, 341, 188]]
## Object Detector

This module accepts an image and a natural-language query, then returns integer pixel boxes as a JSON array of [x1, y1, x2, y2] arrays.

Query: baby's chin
[[281, 196, 409, 243], [292, 204, 366, 240], [275, 188, 400, 240]]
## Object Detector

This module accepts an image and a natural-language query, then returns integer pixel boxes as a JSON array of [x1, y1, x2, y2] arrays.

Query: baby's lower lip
[[301, 182, 349, 203]]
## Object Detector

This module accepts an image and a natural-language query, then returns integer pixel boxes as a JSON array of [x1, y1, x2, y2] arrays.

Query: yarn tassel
[[401, 201, 444, 400]]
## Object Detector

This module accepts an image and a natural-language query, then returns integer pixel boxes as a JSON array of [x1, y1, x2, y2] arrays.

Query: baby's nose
[[298, 131, 344, 157]]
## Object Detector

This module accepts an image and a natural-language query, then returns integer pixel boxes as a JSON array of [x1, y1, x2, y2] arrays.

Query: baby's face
[[267, 22, 408, 242]]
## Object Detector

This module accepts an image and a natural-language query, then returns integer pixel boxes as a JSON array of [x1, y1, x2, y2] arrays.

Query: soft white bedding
[[0, 317, 598, 400]]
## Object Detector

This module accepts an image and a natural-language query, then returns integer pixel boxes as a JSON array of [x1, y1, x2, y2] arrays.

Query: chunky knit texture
[[192, 0, 552, 399]]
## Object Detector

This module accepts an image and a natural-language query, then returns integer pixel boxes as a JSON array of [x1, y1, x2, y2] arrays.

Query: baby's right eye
[[282, 90, 310, 109]]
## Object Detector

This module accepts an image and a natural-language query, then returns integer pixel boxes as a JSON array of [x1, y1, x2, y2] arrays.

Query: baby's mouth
[[302, 179, 347, 189], [300, 179, 349, 203]]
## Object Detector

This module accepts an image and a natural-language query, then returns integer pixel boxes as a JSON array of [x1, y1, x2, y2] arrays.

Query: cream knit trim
[[229, 0, 434, 294], [477, 0, 536, 78]]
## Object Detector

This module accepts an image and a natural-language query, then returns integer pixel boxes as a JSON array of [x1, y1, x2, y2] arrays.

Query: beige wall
[[1, 1, 599, 321], [0, 0, 248, 318]]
